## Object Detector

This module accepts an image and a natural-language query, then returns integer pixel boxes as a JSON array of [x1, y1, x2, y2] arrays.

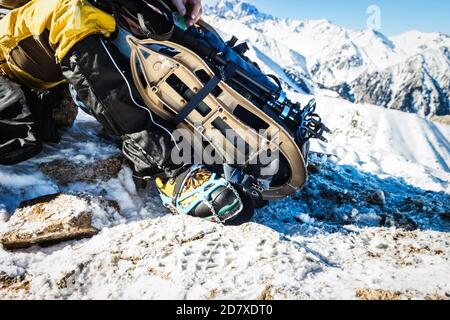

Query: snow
[[311, 96, 450, 188], [1, 93, 448, 300], [1, 215, 448, 299], [0, 0, 449, 300]]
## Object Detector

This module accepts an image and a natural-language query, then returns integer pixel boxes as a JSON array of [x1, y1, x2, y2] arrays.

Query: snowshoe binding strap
[[296, 99, 332, 145]]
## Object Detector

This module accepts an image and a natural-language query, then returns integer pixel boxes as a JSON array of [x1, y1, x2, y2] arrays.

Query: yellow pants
[[0, 0, 116, 88]]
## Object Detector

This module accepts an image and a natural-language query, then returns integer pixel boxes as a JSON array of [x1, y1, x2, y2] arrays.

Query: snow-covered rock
[[367, 190, 386, 207], [40, 156, 124, 185], [0, 194, 121, 250]]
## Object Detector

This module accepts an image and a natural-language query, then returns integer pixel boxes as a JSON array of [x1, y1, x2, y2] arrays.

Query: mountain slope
[[204, 0, 450, 117], [335, 47, 450, 117]]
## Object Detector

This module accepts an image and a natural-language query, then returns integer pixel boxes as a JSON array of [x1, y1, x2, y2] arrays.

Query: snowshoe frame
[[127, 36, 308, 200]]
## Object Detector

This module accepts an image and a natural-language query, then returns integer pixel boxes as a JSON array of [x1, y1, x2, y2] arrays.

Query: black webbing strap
[[173, 75, 221, 125], [173, 63, 237, 125]]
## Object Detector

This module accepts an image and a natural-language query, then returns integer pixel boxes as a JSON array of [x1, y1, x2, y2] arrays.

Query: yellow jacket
[[0, 0, 116, 88]]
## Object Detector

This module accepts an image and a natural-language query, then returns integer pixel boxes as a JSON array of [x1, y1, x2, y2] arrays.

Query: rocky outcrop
[[52, 88, 79, 129], [284, 154, 450, 231], [337, 47, 450, 117], [0, 194, 121, 250], [40, 156, 124, 185], [283, 67, 312, 94], [431, 115, 450, 125]]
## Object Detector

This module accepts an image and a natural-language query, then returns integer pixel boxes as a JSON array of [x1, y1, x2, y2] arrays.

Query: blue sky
[[206, 0, 450, 36]]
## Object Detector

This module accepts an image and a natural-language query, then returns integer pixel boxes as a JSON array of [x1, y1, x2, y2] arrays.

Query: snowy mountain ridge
[[204, 0, 450, 117], [336, 47, 450, 117]]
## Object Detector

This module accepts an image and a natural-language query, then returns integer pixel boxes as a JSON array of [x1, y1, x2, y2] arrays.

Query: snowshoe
[[119, 0, 330, 202]]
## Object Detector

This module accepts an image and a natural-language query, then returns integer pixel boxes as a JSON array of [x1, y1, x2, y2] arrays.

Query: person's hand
[[172, 0, 203, 26]]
